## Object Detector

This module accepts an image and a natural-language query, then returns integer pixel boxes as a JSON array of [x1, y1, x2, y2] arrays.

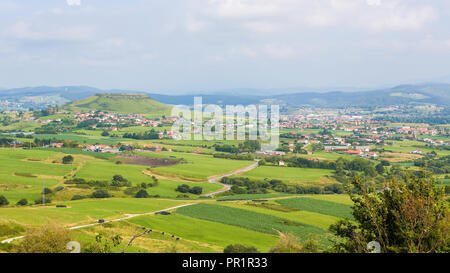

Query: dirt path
[[1, 203, 195, 244], [202, 160, 260, 197], [142, 169, 199, 183]]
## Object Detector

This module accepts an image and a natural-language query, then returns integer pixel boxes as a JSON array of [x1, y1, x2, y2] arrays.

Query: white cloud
[[185, 16, 209, 33], [264, 44, 295, 59], [366, 0, 381, 6], [242, 21, 279, 33], [197, 0, 438, 32], [206, 0, 284, 19], [6, 22, 95, 41], [67, 0, 81, 6], [229, 46, 258, 57]]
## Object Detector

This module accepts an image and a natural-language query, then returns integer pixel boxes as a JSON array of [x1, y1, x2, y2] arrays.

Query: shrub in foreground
[[224, 244, 260, 253]]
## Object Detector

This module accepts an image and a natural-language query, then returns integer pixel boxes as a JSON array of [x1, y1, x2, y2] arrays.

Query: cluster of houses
[[395, 126, 438, 136], [73, 111, 164, 128]]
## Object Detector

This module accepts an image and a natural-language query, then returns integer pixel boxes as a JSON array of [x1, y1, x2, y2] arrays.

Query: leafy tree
[[14, 224, 72, 253], [376, 163, 385, 175], [71, 195, 87, 201], [189, 186, 203, 195], [35, 197, 51, 205], [293, 143, 306, 154], [101, 131, 110, 137], [111, 175, 131, 187], [83, 233, 122, 253], [0, 195, 9, 206], [135, 189, 149, 198], [269, 232, 318, 253], [224, 244, 260, 253], [329, 173, 449, 253], [91, 189, 111, 199], [16, 198, 28, 206], [311, 143, 324, 152], [380, 160, 391, 166], [175, 184, 190, 193], [62, 155, 74, 164], [42, 187, 52, 195]]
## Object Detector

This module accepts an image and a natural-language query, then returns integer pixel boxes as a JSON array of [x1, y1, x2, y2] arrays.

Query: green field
[[0, 198, 187, 229], [236, 166, 336, 185], [129, 213, 279, 252], [216, 193, 296, 200], [146, 152, 253, 181], [217, 201, 340, 230], [276, 197, 353, 219], [0, 149, 75, 202], [304, 194, 353, 205], [34, 133, 123, 145], [74, 158, 223, 197], [176, 203, 329, 246]]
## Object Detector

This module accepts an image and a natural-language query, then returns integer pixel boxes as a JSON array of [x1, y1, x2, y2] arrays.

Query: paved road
[[0, 203, 194, 244], [203, 160, 259, 197]]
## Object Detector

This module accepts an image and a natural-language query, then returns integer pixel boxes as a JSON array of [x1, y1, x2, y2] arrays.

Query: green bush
[[62, 155, 74, 164], [91, 190, 111, 198], [42, 188, 52, 195], [71, 195, 87, 201], [135, 190, 149, 198], [0, 195, 10, 206], [16, 199, 28, 206], [224, 244, 260, 253], [35, 197, 52, 205]]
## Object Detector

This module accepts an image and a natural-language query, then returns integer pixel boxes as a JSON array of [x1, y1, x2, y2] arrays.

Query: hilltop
[[64, 93, 173, 116]]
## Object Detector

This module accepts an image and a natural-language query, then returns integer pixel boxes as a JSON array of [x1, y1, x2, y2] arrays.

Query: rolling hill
[[64, 93, 173, 116]]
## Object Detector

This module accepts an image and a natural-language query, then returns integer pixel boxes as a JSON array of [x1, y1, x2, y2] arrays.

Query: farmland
[[276, 197, 353, 219], [235, 166, 336, 186], [175, 203, 330, 247], [0, 93, 448, 254]]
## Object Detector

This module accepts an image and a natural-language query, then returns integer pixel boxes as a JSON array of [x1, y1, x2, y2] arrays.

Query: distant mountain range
[[0, 83, 449, 111]]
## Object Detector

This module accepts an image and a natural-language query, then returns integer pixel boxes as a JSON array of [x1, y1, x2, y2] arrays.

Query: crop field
[[216, 193, 296, 200], [142, 152, 253, 181], [216, 201, 340, 230], [276, 197, 353, 219], [39, 148, 116, 160], [175, 203, 330, 246], [69, 156, 224, 197], [71, 220, 219, 253], [34, 133, 122, 145], [295, 151, 356, 161], [0, 149, 76, 202], [145, 179, 223, 198], [0, 198, 187, 229], [76, 160, 151, 183], [383, 140, 450, 157], [236, 166, 336, 185], [304, 194, 353, 205], [128, 213, 279, 252]]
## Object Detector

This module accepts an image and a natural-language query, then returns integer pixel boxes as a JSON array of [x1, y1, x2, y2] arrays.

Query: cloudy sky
[[1, 0, 450, 93]]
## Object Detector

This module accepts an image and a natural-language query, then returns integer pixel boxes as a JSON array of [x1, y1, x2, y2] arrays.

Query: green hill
[[64, 93, 173, 116]]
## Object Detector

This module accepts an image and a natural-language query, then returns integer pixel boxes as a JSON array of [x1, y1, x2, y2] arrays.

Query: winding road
[[203, 160, 259, 197]]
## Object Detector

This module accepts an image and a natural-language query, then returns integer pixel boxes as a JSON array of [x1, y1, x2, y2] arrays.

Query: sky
[[0, 0, 450, 93]]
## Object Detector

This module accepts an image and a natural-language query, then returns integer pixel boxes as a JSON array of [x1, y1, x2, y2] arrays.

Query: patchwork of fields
[[0, 149, 226, 202], [1, 143, 423, 253]]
